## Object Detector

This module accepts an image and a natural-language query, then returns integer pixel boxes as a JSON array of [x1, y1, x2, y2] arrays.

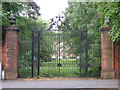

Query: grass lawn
[[19, 59, 100, 78]]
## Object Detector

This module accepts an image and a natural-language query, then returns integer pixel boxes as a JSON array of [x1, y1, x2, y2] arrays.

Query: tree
[[1, 2, 41, 42], [64, 2, 101, 77], [1, 2, 40, 19], [64, 2, 101, 53], [96, 2, 120, 41]]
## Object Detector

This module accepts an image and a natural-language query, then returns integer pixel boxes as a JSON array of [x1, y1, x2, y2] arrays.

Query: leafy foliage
[[1, 2, 40, 19], [65, 2, 120, 41], [64, 2, 101, 76], [96, 2, 120, 41], [2, 2, 41, 42]]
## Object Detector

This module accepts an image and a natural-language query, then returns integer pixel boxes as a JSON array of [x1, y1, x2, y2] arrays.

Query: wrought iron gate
[[31, 15, 89, 77]]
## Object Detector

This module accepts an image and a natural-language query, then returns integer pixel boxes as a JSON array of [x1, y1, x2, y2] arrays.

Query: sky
[[36, 0, 69, 21]]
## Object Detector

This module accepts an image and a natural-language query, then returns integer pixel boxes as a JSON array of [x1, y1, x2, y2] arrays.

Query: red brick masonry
[[100, 26, 120, 79], [2, 26, 19, 80], [114, 41, 120, 78]]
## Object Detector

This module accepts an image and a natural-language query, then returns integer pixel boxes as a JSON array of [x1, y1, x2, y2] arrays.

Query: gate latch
[[57, 63, 62, 67]]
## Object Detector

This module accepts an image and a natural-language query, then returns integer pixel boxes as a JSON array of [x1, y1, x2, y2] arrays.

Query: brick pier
[[100, 26, 120, 79], [2, 26, 19, 80]]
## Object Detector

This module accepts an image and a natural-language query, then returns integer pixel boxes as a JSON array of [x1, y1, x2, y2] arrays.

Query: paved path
[[2, 79, 119, 88]]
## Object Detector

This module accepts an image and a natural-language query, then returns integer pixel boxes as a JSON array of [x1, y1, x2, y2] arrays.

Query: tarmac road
[[2, 79, 119, 88]]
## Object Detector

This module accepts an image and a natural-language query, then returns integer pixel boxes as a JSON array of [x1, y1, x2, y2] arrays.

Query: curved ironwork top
[[46, 15, 72, 31]]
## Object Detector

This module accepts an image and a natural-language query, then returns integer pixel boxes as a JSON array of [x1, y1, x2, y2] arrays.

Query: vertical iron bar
[[56, 34, 58, 76], [37, 31, 40, 77], [58, 34, 60, 77], [31, 31, 34, 78], [85, 30, 88, 77], [79, 31, 82, 77]]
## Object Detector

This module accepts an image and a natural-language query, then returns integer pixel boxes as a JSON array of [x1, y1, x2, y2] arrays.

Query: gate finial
[[9, 14, 16, 25]]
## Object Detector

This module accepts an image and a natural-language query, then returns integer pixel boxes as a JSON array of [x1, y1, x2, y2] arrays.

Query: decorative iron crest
[[46, 15, 72, 31]]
